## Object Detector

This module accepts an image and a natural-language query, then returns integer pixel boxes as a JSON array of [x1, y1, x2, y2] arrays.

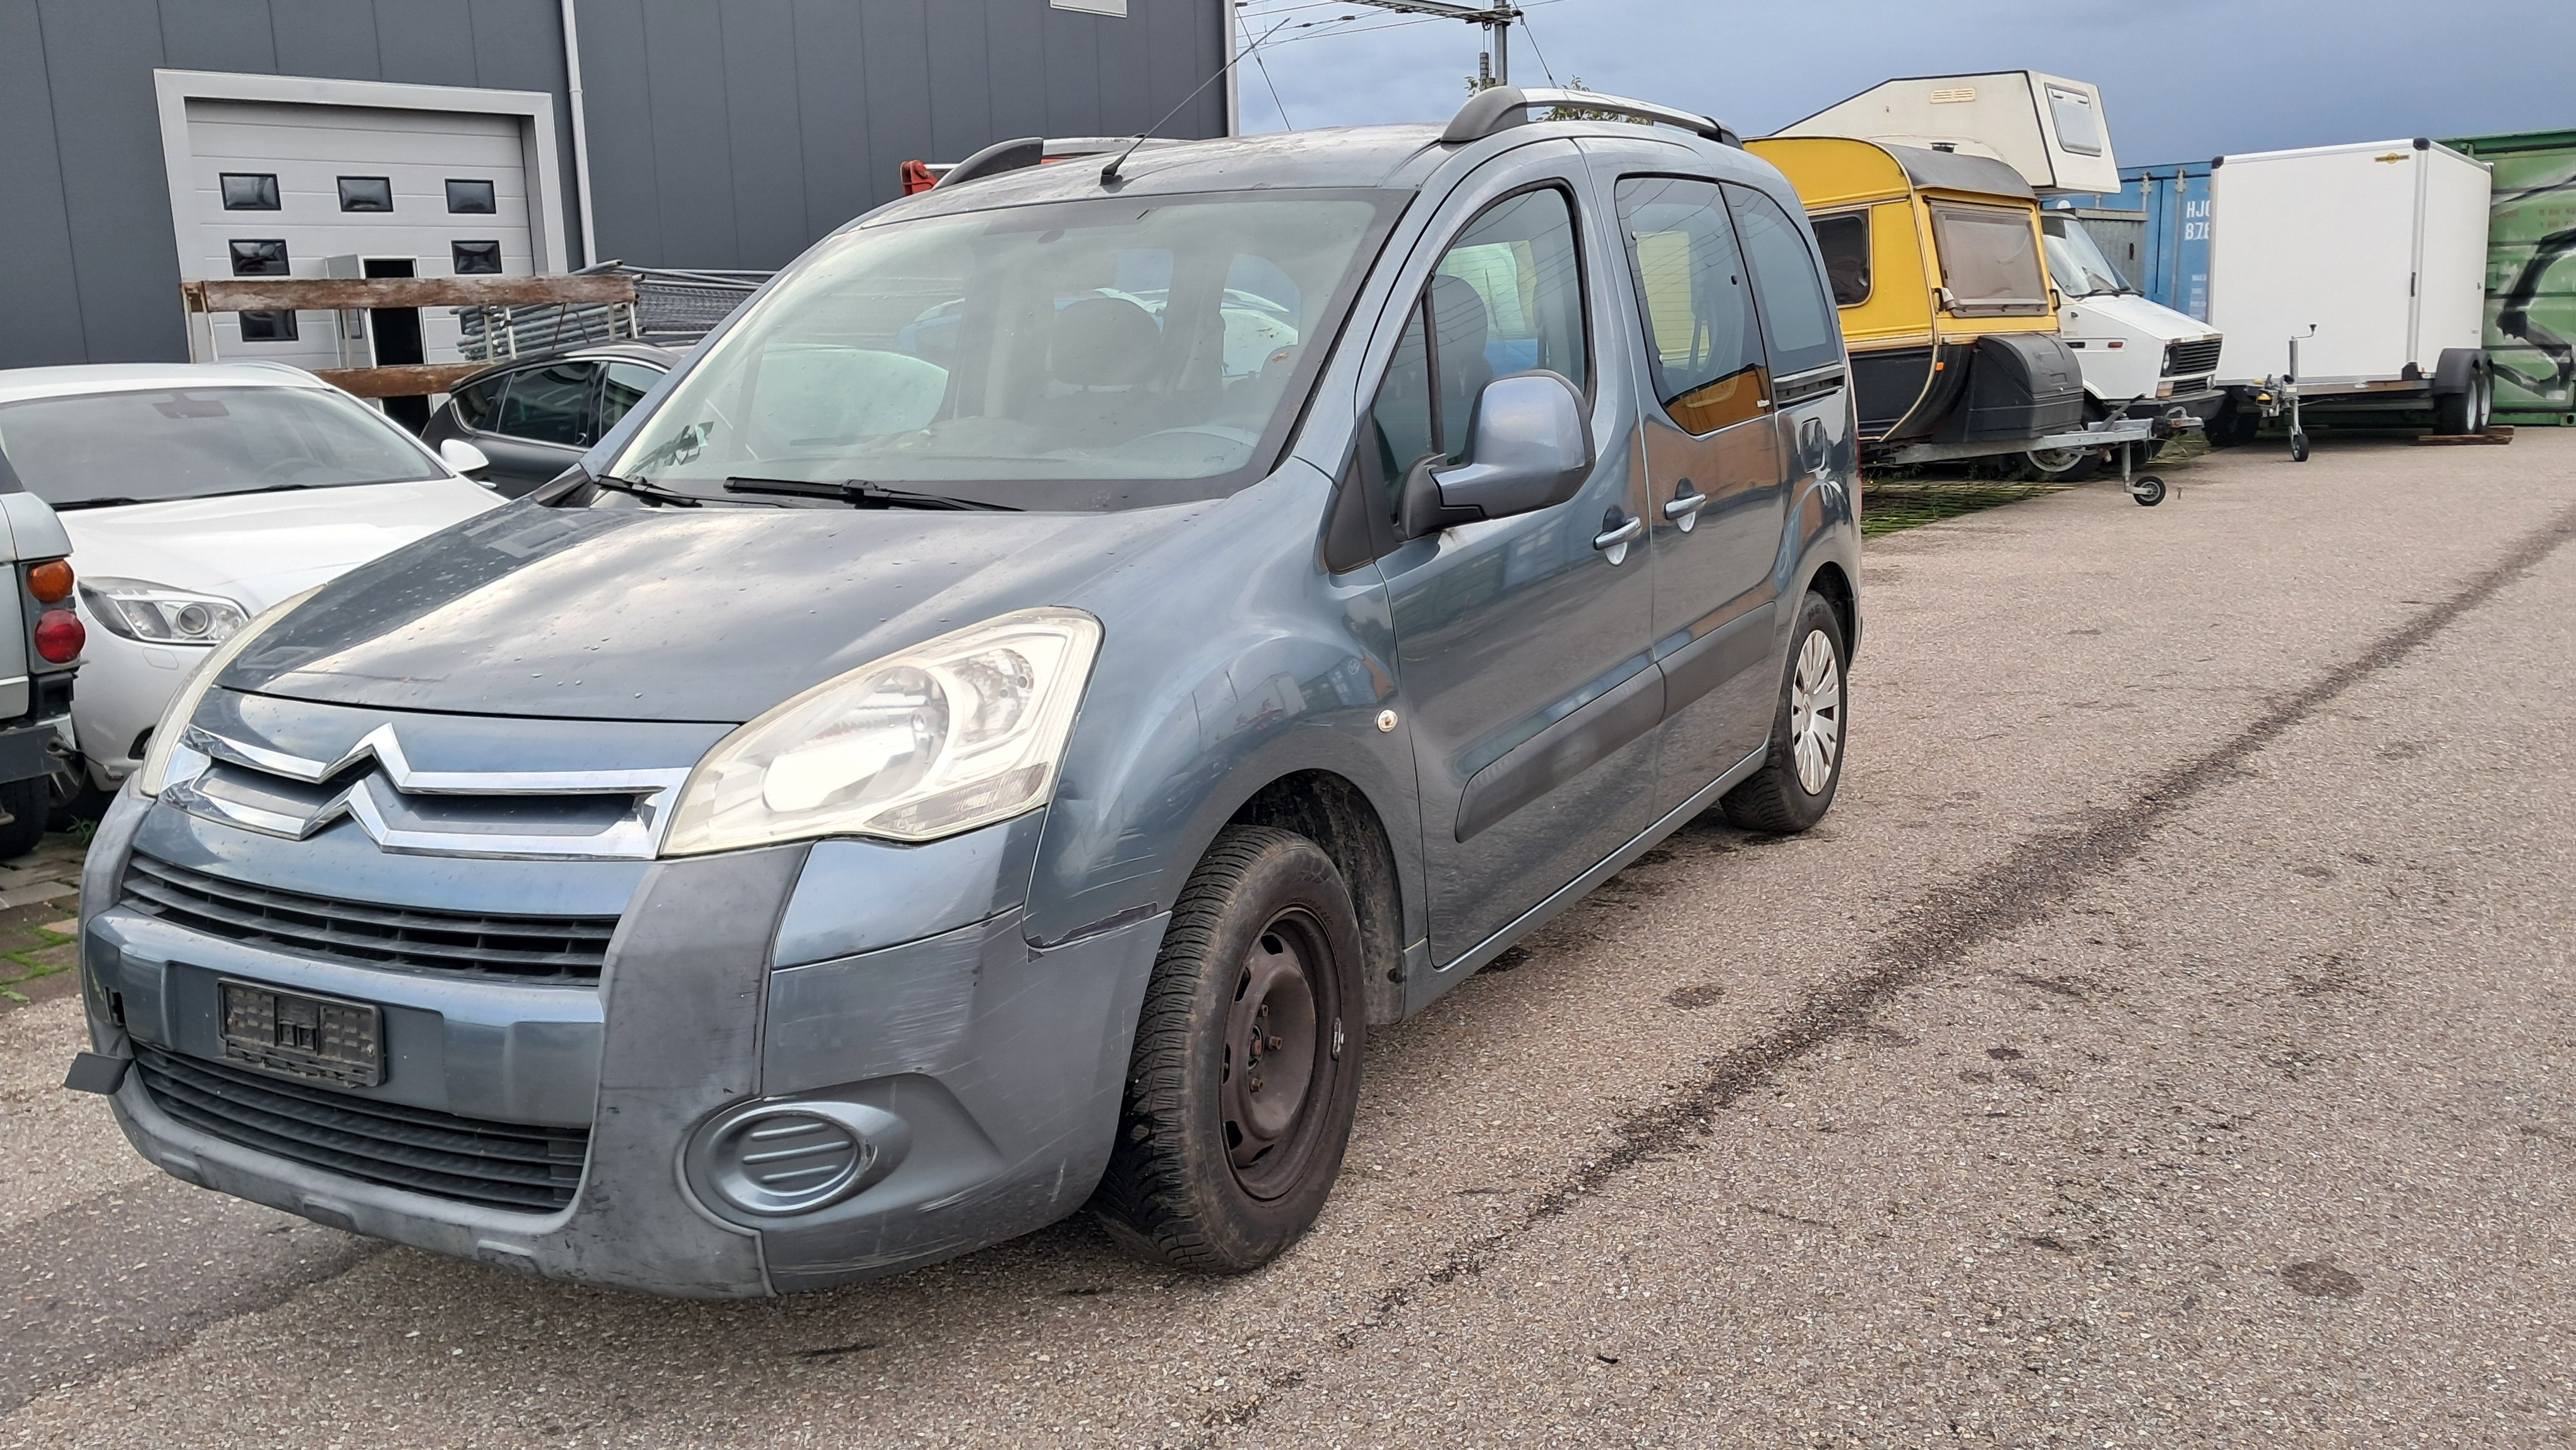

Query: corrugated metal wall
[[0, 0, 1225, 369], [0, 0, 576, 369], [575, 0, 1229, 272]]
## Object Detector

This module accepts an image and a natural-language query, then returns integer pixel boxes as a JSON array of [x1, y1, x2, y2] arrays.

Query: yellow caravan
[[1746, 136, 2087, 465]]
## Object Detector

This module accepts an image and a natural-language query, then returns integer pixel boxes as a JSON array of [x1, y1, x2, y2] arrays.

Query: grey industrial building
[[0, 0, 1232, 371]]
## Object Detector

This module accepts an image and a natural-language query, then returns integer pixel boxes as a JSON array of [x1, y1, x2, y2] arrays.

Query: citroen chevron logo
[[172, 724, 693, 861]]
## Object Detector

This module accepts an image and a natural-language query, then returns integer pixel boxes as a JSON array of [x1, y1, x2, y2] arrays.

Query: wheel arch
[[1224, 769, 1408, 1026], [1802, 559, 1860, 661]]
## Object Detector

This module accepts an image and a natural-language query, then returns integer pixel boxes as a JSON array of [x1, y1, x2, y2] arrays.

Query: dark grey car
[[420, 342, 679, 496], [69, 87, 1861, 1297]]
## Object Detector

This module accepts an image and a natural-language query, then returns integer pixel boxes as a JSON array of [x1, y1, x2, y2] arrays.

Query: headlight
[[78, 577, 251, 644], [660, 607, 1102, 856], [135, 587, 321, 797]]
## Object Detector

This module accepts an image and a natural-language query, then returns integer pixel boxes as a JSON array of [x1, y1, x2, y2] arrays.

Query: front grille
[[135, 1044, 588, 1213], [2163, 337, 2223, 377], [121, 854, 617, 983]]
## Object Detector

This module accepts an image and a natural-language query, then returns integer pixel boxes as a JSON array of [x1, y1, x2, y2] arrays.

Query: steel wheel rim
[[2027, 446, 2085, 474], [1788, 628, 1842, 795], [1222, 911, 1331, 1200]]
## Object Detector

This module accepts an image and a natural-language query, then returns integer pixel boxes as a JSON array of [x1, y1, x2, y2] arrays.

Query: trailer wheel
[[2128, 476, 2166, 507], [2435, 371, 2492, 436], [2289, 431, 2311, 463], [2022, 445, 2101, 482]]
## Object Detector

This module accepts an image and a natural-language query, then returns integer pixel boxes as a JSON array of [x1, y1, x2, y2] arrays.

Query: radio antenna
[[1102, 14, 1299, 184]]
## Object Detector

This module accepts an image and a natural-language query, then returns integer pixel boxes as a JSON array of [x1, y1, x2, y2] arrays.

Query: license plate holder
[[218, 979, 384, 1088]]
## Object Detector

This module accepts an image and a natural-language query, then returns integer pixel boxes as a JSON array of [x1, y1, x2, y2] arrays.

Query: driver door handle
[[1592, 513, 1645, 553]]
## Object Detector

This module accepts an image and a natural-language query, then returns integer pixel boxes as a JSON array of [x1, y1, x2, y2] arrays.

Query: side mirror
[[1398, 371, 1593, 537], [438, 438, 494, 480]]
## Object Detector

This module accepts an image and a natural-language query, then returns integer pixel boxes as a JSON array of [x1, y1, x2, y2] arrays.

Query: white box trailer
[[2207, 138, 2495, 448], [1774, 71, 2122, 195]]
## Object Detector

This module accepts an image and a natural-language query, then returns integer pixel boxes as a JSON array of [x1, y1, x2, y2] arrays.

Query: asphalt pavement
[[4, 430, 2571, 1449]]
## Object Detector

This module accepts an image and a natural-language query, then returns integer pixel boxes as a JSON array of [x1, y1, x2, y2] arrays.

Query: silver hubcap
[[1789, 629, 1842, 794]]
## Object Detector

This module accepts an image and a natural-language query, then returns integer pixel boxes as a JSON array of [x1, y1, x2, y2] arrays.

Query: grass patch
[[1859, 480, 2066, 537], [0, 926, 74, 1003]]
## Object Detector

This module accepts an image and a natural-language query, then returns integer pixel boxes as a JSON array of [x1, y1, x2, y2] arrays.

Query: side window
[[493, 362, 595, 445], [1613, 175, 1767, 435], [1362, 183, 1590, 517], [595, 361, 662, 436], [1811, 212, 1871, 308], [1723, 185, 1842, 376], [449, 374, 506, 432]]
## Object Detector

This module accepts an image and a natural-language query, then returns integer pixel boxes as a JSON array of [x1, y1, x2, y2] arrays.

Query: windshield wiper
[[722, 477, 1017, 512], [586, 471, 703, 508], [51, 496, 151, 512]]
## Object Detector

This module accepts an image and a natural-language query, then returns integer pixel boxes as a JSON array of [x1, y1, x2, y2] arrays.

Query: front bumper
[[77, 788, 1165, 1297]]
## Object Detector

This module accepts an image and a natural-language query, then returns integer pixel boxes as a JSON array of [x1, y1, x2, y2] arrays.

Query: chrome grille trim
[[165, 722, 691, 860], [134, 1043, 587, 1213], [121, 853, 617, 981]]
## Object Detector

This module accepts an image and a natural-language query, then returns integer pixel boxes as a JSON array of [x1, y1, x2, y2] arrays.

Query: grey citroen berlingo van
[[71, 86, 1861, 1297]]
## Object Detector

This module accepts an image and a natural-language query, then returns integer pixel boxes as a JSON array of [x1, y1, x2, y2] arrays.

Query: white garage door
[[179, 97, 537, 372]]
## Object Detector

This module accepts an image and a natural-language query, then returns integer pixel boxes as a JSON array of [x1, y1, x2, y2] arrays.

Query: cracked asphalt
[[4, 431, 2572, 1448]]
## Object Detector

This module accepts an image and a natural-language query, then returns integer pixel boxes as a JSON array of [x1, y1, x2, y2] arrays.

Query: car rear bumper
[[77, 787, 1164, 1297]]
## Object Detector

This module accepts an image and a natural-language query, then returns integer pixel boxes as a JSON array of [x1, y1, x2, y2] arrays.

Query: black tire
[[2021, 446, 2101, 482], [2289, 430, 2311, 462], [0, 777, 47, 861], [2130, 476, 2167, 507], [1092, 825, 1366, 1273], [47, 755, 111, 832], [1719, 592, 1848, 834], [2207, 407, 2260, 449], [2435, 371, 2491, 436]]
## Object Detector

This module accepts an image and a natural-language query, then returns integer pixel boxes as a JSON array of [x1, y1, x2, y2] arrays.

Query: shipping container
[[2054, 164, 2214, 321], [2442, 128, 2576, 425]]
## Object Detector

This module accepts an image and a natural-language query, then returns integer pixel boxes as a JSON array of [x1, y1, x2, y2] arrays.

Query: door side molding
[[1453, 664, 1664, 843]]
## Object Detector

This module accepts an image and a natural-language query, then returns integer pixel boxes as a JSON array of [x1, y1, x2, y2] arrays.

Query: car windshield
[[2041, 215, 2134, 297], [605, 189, 1398, 510], [0, 386, 444, 509]]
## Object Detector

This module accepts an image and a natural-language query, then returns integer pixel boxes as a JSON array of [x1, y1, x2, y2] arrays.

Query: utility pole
[[1336, 0, 1520, 86]]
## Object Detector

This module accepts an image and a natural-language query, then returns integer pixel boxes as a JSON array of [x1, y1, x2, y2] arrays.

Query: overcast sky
[[1230, 0, 2576, 164]]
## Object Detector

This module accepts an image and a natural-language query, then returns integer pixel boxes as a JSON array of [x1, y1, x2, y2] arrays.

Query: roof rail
[[1442, 85, 1740, 148], [928, 135, 1182, 191]]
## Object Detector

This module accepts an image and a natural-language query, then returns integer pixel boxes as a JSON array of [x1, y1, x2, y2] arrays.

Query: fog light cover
[[685, 1100, 910, 1218]]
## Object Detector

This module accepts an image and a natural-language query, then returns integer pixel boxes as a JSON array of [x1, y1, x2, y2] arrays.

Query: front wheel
[[1720, 592, 1848, 834], [1092, 826, 1366, 1273]]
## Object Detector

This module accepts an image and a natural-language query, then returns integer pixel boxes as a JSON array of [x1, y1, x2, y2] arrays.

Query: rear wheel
[[1719, 592, 1848, 834], [1092, 826, 1366, 1273], [0, 777, 47, 861]]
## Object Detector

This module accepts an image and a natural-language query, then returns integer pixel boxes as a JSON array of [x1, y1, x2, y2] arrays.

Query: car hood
[[222, 498, 1209, 723], [61, 480, 501, 611], [2061, 292, 2218, 346]]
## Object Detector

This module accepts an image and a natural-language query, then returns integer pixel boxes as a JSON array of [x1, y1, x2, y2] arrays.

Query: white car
[[0, 362, 503, 798]]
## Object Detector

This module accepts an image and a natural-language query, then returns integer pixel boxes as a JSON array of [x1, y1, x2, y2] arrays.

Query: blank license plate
[[219, 980, 383, 1088]]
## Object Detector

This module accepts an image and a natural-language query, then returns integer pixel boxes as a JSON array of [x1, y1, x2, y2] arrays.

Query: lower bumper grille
[[134, 1044, 587, 1213]]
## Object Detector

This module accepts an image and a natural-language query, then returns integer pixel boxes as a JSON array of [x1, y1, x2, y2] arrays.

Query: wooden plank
[[185, 275, 636, 312], [2411, 426, 2517, 446], [312, 363, 490, 399]]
